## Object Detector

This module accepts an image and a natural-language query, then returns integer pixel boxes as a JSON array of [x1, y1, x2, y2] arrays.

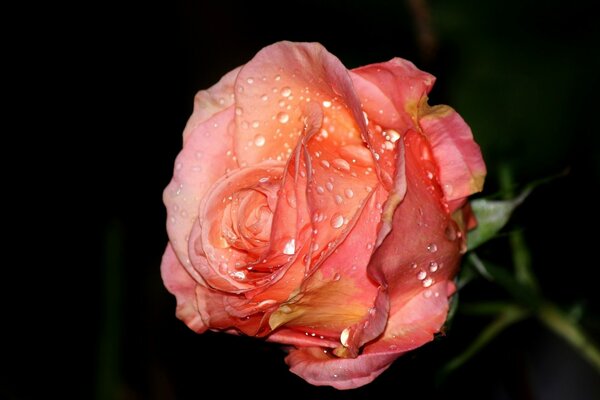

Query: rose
[[161, 41, 485, 389]]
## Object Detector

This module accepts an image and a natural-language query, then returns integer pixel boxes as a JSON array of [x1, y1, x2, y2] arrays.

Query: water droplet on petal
[[427, 243, 438, 253], [335, 194, 343, 205], [429, 261, 439, 272], [326, 182, 334, 192], [333, 158, 351, 171], [344, 188, 354, 198], [322, 100, 332, 108], [232, 271, 246, 280], [417, 270, 427, 280], [423, 277, 433, 288], [277, 112, 289, 124], [423, 289, 433, 298], [275, 74, 281, 81], [410, 262, 417, 269], [254, 135, 266, 147], [316, 185, 325, 194], [218, 262, 228, 274], [283, 238, 296, 255], [251, 120, 260, 129], [320, 160, 330, 168], [331, 213, 344, 229], [333, 273, 341, 281], [387, 129, 401, 143], [281, 87, 292, 97], [246, 77, 254, 84]]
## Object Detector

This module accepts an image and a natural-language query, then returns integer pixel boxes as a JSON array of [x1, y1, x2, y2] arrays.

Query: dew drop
[[322, 100, 332, 108], [429, 261, 439, 272], [410, 262, 417, 269], [232, 271, 246, 280], [281, 87, 292, 97], [325, 182, 334, 192], [275, 74, 281, 81], [261, 94, 268, 101], [335, 194, 343, 205], [387, 129, 400, 143], [316, 185, 325, 194], [333, 273, 341, 281], [417, 270, 427, 280], [422, 277, 433, 288], [320, 160, 330, 168], [251, 120, 260, 129], [282, 238, 296, 255], [344, 188, 354, 198], [218, 262, 228, 274], [277, 112, 289, 124], [423, 290, 433, 298], [246, 77, 254, 84], [330, 213, 344, 229], [333, 158, 351, 171], [175, 162, 182, 170], [254, 135, 266, 147], [366, 242, 373, 250], [427, 243, 438, 253]]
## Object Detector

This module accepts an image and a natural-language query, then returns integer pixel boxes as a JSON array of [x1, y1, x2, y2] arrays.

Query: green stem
[[439, 304, 529, 379], [538, 302, 600, 374], [498, 164, 539, 292]]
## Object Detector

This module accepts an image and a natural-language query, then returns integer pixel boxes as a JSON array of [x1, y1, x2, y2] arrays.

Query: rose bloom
[[161, 41, 485, 389]]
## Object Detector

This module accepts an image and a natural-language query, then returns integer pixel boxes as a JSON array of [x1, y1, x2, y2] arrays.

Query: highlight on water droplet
[[254, 135, 266, 147], [344, 188, 354, 198], [330, 213, 344, 229], [282, 238, 296, 255], [417, 270, 427, 280], [277, 112, 289, 124], [427, 243, 438, 253], [281, 87, 292, 97], [333, 273, 341, 281], [422, 277, 433, 288], [429, 261, 439, 272], [322, 100, 332, 108]]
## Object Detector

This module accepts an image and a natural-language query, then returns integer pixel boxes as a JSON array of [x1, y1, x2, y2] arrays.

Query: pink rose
[[161, 41, 485, 389]]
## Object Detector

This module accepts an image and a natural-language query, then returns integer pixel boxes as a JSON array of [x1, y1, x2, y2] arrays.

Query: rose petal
[[368, 129, 462, 313], [285, 346, 400, 390], [352, 58, 435, 121], [182, 67, 241, 143], [419, 105, 486, 207], [164, 108, 238, 274], [160, 244, 207, 333]]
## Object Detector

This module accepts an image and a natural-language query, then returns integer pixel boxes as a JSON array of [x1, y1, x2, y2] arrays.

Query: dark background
[[5, 0, 600, 399]]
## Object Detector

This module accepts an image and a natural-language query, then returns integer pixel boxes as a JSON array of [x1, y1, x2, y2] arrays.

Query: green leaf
[[467, 168, 568, 251], [467, 190, 530, 251]]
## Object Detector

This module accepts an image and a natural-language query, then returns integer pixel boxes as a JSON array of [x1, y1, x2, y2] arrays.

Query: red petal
[[419, 105, 486, 207]]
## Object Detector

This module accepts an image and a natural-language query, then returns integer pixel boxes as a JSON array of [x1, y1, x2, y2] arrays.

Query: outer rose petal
[[419, 105, 486, 205], [284, 130, 463, 389], [351, 58, 486, 208], [182, 67, 241, 143], [160, 244, 207, 333], [163, 108, 237, 275]]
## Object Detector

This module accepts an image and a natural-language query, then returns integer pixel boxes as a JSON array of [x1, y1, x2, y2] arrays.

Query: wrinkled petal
[[160, 244, 207, 333], [419, 105, 486, 207], [164, 108, 237, 273]]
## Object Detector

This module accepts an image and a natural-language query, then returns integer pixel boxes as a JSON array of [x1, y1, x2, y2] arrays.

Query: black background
[[5, 0, 600, 399]]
